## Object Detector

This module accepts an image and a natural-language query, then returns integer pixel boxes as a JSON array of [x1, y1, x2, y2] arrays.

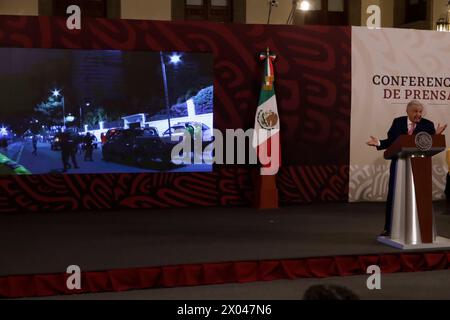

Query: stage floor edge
[[377, 236, 450, 250]]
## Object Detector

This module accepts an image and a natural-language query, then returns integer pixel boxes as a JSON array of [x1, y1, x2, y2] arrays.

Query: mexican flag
[[252, 48, 281, 175]]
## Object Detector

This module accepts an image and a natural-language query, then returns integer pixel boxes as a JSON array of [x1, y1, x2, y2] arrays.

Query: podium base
[[377, 236, 450, 250]]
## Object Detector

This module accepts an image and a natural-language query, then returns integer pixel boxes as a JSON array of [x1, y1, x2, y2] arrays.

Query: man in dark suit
[[367, 100, 447, 236]]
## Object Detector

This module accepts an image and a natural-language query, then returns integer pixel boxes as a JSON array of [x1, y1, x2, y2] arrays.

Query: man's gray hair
[[407, 100, 424, 109]]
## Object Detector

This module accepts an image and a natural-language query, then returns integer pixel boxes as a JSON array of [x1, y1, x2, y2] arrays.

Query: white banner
[[350, 26, 450, 202]]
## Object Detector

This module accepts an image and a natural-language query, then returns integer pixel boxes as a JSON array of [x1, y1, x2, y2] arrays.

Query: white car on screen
[[163, 122, 212, 142]]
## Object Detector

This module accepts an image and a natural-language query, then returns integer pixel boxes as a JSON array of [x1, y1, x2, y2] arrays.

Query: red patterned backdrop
[[0, 16, 350, 212]]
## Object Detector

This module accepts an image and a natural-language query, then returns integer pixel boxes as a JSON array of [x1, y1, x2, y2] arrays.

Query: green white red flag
[[252, 48, 280, 175]]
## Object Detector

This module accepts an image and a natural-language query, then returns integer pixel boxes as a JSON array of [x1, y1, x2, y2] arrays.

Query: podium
[[377, 134, 450, 250]]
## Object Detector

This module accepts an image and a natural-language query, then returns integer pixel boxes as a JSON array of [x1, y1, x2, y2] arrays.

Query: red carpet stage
[[1, 202, 449, 298]]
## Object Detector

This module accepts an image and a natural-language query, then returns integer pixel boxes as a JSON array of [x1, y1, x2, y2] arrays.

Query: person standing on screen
[[67, 131, 80, 170], [100, 132, 107, 145], [59, 131, 70, 172], [366, 100, 447, 237], [83, 132, 94, 161], [60, 130, 79, 173]]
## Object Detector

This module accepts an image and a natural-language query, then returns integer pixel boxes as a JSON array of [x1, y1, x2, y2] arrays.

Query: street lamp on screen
[[52, 89, 66, 129], [169, 53, 182, 65], [160, 52, 183, 139]]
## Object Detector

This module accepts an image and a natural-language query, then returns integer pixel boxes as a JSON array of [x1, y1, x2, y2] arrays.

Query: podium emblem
[[415, 132, 433, 152]]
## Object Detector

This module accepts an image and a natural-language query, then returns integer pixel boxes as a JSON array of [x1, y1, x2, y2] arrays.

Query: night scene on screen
[[0, 48, 214, 175]]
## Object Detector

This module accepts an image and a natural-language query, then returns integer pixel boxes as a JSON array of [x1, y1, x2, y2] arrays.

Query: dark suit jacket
[[377, 116, 436, 151]]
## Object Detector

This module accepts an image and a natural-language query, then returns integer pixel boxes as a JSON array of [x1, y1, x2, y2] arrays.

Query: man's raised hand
[[436, 123, 448, 135], [367, 136, 379, 147]]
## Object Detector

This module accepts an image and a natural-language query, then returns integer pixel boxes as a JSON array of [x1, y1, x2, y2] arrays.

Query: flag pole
[[253, 47, 280, 210]]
